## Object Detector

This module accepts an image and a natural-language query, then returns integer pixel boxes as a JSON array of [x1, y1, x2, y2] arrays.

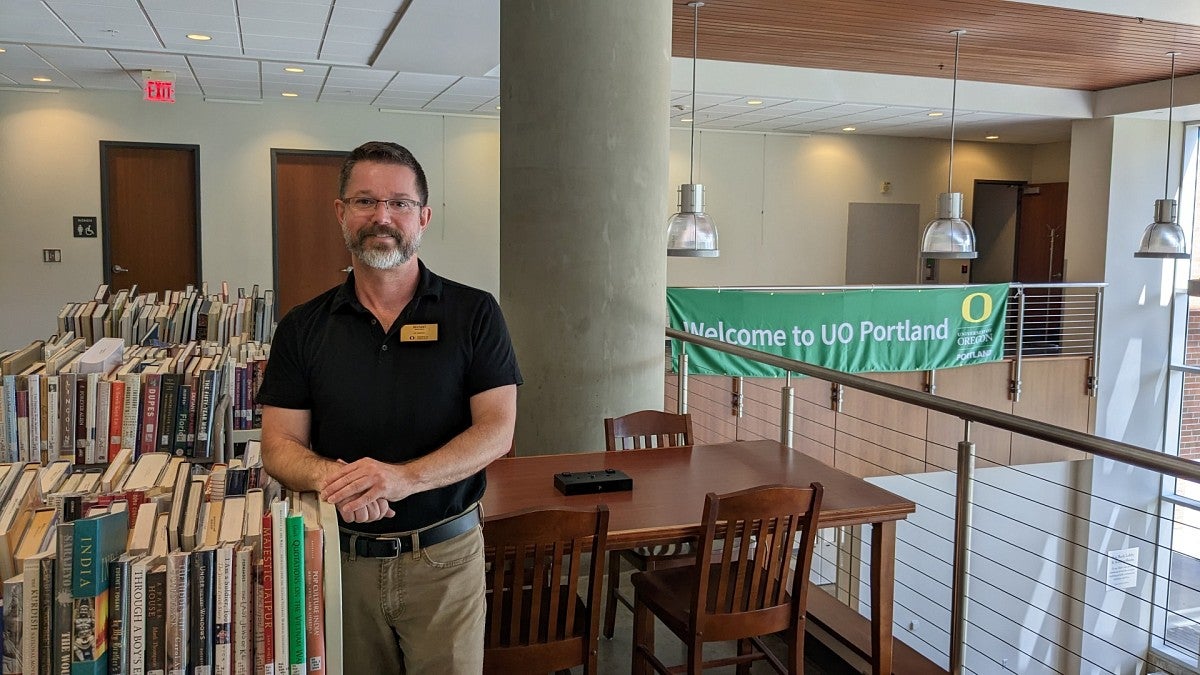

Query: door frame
[[99, 141, 203, 287], [270, 148, 349, 320]]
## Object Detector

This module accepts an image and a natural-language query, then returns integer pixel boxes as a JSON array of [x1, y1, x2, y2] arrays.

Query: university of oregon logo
[[961, 292, 993, 323]]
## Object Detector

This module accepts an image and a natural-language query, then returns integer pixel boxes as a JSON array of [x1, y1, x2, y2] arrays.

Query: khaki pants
[[340, 526, 485, 674]]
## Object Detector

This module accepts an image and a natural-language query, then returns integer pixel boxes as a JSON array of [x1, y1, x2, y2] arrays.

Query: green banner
[[667, 285, 1009, 377]]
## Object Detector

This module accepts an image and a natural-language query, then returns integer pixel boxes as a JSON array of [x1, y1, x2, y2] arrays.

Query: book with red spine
[[107, 378, 125, 462]]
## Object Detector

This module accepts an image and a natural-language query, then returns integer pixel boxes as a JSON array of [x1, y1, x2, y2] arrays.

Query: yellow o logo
[[961, 293, 992, 323]]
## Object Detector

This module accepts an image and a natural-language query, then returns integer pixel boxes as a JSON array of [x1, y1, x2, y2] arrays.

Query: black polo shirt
[[256, 261, 522, 533]]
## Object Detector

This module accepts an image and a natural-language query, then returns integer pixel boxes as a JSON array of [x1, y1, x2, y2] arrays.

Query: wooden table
[[483, 439, 916, 675]]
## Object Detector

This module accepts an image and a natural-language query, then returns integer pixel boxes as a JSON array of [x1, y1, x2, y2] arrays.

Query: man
[[256, 141, 521, 673]]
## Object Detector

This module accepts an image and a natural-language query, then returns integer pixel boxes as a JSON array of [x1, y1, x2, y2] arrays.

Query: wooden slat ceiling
[[672, 0, 1200, 91]]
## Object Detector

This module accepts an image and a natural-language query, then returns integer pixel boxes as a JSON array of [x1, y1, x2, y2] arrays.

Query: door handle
[[112, 264, 129, 274]]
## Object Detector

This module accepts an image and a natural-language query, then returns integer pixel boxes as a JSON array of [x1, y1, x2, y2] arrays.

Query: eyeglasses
[[344, 197, 423, 213]]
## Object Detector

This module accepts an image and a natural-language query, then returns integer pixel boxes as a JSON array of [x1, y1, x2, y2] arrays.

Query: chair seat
[[632, 562, 795, 643], [625, 540, 696, 560]]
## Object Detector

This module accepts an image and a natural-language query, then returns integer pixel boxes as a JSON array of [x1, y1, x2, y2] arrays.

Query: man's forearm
[[262, 433, 339, 493], [397, 419, 511, 495]]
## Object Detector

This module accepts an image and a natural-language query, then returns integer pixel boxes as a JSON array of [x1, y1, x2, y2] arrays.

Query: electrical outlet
[[880, 180, 892, 194], [42, 248, 62, 263]]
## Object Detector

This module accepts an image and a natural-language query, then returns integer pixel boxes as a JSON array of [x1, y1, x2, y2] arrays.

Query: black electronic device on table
[[554, 468, 633, 495]]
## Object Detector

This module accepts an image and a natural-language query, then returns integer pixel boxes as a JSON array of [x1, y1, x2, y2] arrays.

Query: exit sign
[[144, 79, 175, 103]]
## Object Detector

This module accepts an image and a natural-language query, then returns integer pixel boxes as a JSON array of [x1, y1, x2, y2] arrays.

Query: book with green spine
[[284, 513, 305, 675]]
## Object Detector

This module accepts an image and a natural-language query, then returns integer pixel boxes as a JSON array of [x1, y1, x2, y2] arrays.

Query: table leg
[[870, 520, 896, 675]]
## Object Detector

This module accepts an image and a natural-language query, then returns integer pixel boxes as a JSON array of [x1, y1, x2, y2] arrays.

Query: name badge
[[400, 323, 438, 342]]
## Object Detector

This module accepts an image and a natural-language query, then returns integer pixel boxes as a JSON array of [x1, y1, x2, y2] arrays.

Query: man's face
[[335, 161, 431, 270]]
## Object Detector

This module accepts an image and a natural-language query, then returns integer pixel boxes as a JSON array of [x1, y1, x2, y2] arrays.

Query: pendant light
[[1135, 51, 1189, 259], [666, 1, 719, 257], [921, 29, 977, 259]]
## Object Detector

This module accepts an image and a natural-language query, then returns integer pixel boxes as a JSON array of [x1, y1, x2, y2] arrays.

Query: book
[[144, 560, 168, 675], [302, 525, 324, 675], [4, 573, 26, 675], [108, 554, 135, 675], [165, 550, 190, 675], [270, 500, 288, 675], [284, 513, 304, 675], [231, 546, 252, 675], [188, 547, 215, 675], [22, 550, 53, 675], [71, 510, 130, 675], [212, 545, 234, 675], [53, 520, 76, 675], [128, 555, 159, 675], [260, 510, 275, 675]]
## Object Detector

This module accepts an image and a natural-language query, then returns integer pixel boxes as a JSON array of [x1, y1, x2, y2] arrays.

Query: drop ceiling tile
[[240, 17, 324, 40], [443, 76, 497, 97], [325, 66, 393, 85], [188, 55, 259, 74], [317, 41, 375, 62], [328, 5, 399, 29], [110, 50, 191, 70], [375, 95, 433, 107], [50, 3, 149, 25], [322, 24, 386, 44], [142, 9, 239, 32], [242, 35, 320, 54], [142, 0, 236, 11], [0, 13, 77, 42], [32, 45, 120, 69], [238, 0, 331, 23], [383, 71, 457, 93], [68, 22, 163, 48]]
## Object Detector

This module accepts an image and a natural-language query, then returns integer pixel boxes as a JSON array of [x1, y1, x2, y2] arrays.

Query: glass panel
[[1165, 505, 1200, 659]]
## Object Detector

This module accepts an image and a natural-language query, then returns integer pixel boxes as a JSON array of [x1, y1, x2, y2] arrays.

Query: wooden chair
[[602, 410, 695, 639], [483, 505, 610, 674], [630, 483, 824, 674]]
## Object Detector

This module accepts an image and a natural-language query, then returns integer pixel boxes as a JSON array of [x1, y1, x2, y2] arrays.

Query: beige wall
[[0, 89, 1071, 347]]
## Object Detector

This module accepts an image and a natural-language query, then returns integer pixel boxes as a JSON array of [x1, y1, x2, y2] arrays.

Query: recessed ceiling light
[[284, 67, 304, 73], [187, 33, 212, 41], [0, 48, 7, 53], [32, 77, 52, 82], [495, 105, 501, 110], [928, 111, 944, 117], [681, 117, 694, 123], [747, 99, 763, 105], [985, 134, 999, 140], [842, 126, 856, 132], [281, 92, 298, 97]]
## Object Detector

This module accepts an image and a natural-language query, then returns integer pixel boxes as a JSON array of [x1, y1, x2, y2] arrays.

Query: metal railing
[[666, 326, 1200, 674]]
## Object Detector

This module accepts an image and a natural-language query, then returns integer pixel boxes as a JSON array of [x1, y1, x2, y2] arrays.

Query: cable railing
[[665, 325, 1200, 675]]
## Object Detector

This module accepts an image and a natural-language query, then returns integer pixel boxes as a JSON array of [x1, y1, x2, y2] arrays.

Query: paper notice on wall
[[1107, 548, 1139, 590]]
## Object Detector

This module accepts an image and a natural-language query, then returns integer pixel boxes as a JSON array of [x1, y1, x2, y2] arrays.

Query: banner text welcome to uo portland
[[666, 285, 1009, 377]]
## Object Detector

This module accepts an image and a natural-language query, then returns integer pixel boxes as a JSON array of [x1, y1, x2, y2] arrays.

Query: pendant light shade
[[921, 30, 978, 260], [1135, 52, 1189, 259], [667, 2, 719, 258]]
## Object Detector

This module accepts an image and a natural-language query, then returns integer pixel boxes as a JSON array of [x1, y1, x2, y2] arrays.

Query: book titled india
[[71, 510, 130, 675]]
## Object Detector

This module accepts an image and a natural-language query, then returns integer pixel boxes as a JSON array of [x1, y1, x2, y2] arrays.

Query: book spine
[[29, 373, 42, 465], [16, 388, 30, 463], [90, 375, 107, 465], [156, 375, 178, 454], [173, 385, 191, 458], [120, 375, 141, 459], [145, 567, 167, 675], [129, 561, 147, 675], [24, 555, 42, 675], [39, 554, 55, 675], [108, 380, 125, 463], [109, 558, 131, 675], [284, 515, 304, 675], [194, 372, 214, 463], [260, 513, 273, 675], [47, 376, 60, 463], [59, 373, 75, 465], [3, 375, 17, 461], [231, 547, 251, 675], [302, 527, 324, 675], [165, 551, 189, 675], [54, 522, 75, 675], [4, 575, 25, 675], [139, 374, 159, 458], [188, 548, 214, 675], [75, 374, 89, 465], [213, 546, 233, 675]]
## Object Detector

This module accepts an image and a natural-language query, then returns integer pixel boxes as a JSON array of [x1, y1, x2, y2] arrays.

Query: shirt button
[[381, 344, 389, 351], [371, 319, 378, 325]]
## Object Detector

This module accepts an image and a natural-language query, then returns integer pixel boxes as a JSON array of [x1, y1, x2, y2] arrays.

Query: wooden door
[[1015, 182, 1069, 353], [273, 150, 349, 318], [101, 143, 200, 293]]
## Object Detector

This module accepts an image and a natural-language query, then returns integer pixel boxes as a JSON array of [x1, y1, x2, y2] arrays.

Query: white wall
[[666, 129, 1042, 287], [1, 89, 1062, 349], [0, 89, 500, 348], [1032, 141, 1072, 183]]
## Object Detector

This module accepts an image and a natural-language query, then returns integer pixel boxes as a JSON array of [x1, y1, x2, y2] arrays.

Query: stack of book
[[55, 282, 275, 348], [0, 441, 338, 675], [0, 283, 273, 467]]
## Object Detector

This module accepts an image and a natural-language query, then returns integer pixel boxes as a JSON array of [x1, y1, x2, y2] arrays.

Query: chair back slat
[[690, 484, 823, 634], [483, 506, 610, 673], [604, 410, 693, 452]]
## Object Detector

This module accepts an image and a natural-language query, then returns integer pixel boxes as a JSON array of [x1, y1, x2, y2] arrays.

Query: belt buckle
[[377, 535, 402, 557]]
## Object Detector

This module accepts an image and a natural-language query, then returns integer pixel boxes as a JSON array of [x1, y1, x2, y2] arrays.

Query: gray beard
[[343, 223, 421, 270]]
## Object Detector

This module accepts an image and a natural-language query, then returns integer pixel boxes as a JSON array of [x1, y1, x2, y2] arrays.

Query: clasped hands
[[319, 457, 411, 523]]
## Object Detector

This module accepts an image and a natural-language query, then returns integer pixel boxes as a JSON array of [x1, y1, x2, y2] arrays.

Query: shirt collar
[[330, 259, 443, 314]]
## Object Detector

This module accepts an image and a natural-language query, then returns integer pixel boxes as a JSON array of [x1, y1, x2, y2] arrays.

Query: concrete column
[[500, 1, 670, 453]]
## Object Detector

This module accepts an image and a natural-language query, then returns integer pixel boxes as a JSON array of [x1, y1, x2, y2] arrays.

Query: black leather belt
[[340, 506, 481, 558]]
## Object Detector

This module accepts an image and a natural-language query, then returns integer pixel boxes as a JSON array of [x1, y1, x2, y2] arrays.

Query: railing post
[[1089, 286, 1103, 397], [677, 344, 689, 414], [830, 382, 843, 412], [780, 372, 795, 448], [731, 376, 744, 417], [1011, 287, 1025, 402], [950, 419, 976, 675]]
